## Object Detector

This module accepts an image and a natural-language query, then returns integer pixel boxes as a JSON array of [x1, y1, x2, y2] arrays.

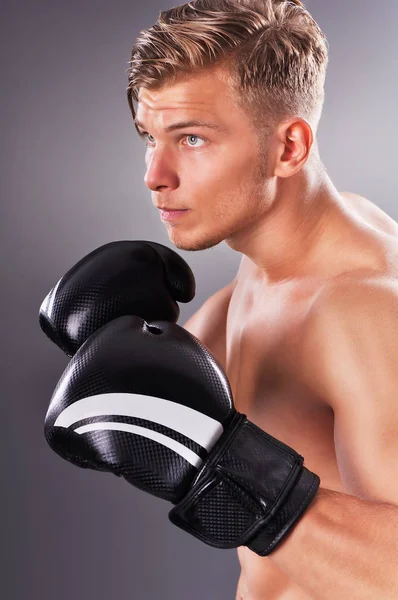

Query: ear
[[272, 118, 314, 178]]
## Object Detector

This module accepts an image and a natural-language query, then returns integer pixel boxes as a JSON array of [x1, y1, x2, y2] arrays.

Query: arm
[[269, 279, 398, 599], [183, 279, 236, 370], [271, 489, 398, 599]]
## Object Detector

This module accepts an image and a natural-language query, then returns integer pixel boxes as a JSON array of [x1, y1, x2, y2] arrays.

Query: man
[[126, 0, 398, 597]]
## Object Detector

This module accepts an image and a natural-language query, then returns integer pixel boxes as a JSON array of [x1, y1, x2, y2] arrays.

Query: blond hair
[[127, 0, 328, 139]]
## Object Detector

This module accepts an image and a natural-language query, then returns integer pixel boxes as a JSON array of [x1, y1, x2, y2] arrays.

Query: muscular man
[[125, 0, 398, 597], [39, 1, 398, 599]]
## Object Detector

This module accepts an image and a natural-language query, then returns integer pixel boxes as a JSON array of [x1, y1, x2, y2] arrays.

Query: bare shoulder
[[183, 279, 237, 369], [341, 191, 398, 235], [310, 271, 398, 317], [299, 272, 398, 407], [304, 272, 398, 346]]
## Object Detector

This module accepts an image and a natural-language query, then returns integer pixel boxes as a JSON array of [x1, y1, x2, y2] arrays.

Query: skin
[[135, 65, 398, 599], [136, 67, 272, 253]]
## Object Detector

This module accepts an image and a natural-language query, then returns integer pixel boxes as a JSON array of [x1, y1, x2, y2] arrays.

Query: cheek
[[182, 147, 262, 213], [196, 156, 255, 195]]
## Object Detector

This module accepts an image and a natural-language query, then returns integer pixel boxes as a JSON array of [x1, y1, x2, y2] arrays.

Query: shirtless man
[[40, 1, 398, 598], [128, 1, 398, 597]]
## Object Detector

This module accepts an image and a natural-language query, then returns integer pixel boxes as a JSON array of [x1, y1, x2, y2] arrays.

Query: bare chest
[[226, 279, 343, 600], [225, 277, 343, 489]]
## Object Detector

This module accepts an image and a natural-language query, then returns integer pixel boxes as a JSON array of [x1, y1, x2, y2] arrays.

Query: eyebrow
[[134, 118, 225, 133]]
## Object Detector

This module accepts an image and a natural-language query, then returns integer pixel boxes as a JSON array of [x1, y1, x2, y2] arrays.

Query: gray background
[[1, 1, 397, 598]]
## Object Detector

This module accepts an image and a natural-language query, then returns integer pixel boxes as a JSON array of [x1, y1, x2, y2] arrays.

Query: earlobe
[[273, 119, 313, 178]]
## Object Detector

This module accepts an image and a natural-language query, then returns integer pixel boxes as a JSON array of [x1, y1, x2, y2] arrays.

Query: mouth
[[157, 207, 191, 223], [156, 205, 188, 210]]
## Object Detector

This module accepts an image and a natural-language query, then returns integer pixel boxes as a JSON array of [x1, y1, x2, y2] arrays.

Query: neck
[[226, 166, 353, 283]]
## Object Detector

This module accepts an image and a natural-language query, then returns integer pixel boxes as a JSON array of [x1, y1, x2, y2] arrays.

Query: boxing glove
[[45, 315, 320, 556], [39, 240, 195, 357]]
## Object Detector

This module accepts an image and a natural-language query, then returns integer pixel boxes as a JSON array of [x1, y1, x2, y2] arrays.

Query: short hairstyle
[[127, 0, 328, 138]]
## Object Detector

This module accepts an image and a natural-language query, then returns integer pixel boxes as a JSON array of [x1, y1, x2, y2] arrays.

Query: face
[[136, 67, 272, 251]]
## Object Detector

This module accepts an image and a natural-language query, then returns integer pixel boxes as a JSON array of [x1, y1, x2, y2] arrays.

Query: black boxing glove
[[39, 240, 195, 356], [44, 315, 320, 556]]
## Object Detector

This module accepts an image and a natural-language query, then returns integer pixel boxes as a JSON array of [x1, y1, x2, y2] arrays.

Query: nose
[[144, 148, 179, 192]]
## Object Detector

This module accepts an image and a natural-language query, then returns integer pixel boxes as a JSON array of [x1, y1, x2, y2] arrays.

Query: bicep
[[300, 282, 398, 505], [183, 280, 236, 370], [333, 396, 398, 504]]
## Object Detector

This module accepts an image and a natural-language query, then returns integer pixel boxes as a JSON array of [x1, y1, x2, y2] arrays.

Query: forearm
[[269, 488, 398, 599]]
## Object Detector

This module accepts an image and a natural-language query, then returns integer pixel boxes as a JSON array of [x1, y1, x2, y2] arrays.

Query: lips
[[156, 206, 187, 211], [158, 207, 191, 222]]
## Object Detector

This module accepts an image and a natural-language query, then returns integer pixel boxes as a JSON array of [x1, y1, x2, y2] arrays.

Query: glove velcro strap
[[169, 416, 320, 554], [247, 463, 320, 555]]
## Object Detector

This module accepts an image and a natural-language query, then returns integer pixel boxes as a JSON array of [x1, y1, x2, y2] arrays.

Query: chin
[[167, 228, 226, 252]]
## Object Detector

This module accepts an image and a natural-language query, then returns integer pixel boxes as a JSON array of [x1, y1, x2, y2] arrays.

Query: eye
[[141, 133, 206, 148], [185, 135, 206, 148]]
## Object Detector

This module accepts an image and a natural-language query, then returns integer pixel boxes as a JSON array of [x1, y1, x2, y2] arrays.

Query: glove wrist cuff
[[169, 417, 320, 555]]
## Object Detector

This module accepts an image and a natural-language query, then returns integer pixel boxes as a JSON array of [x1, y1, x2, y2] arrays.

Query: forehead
[[136, 68, 243, 126]]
